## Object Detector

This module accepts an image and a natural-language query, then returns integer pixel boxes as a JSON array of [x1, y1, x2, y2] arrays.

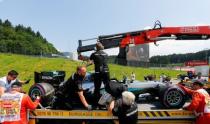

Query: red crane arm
[[120, 26, 210, 47]]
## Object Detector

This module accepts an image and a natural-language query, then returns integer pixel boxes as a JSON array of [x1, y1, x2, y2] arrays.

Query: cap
[[11, 81, 22, 88], [192, 79, 204, 86]]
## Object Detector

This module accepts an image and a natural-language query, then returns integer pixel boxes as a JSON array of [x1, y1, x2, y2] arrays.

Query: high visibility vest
[[197, 89, 210, 113], [0, 92, 23, 123]]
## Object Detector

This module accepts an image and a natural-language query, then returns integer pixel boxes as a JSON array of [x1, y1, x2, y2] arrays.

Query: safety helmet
[[11, 81, 22, 88]]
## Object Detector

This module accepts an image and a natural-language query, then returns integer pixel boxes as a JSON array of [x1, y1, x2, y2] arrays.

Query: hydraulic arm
[[77, 21, 210, 64]]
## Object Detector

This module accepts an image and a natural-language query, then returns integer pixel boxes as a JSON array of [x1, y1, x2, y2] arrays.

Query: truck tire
[[29, 83, 55, 107]]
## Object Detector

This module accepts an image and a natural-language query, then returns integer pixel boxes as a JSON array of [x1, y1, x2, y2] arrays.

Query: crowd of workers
[[0, 42, 210, 124]]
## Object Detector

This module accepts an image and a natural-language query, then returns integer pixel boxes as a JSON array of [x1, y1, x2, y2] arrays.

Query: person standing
[[0, 81, 40, 124], [88, 42, 110, 104], [178, 80, 210, 124], [108, 91, 138, 124], [131, 72, 136, 82]]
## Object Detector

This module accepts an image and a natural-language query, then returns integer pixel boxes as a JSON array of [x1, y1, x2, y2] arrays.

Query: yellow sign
[[31, 110, 113, 119]]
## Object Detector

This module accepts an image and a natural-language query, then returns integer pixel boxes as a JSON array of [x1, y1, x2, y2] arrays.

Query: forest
[[0, 19, 59, 55], [150, 50, 210, 64]]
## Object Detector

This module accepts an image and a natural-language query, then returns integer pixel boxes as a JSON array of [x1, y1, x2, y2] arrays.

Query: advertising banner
[[126, 44, 149, 62]]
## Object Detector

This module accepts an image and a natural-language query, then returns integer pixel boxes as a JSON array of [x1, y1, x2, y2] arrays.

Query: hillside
[[0, 53, 183, 92], [0, 19, 58, 55], [150, 49, 210, 64]]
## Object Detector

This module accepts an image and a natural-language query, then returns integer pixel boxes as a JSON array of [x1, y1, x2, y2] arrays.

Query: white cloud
[[150, 40, 210, 57], [104, 39, 210, 57]]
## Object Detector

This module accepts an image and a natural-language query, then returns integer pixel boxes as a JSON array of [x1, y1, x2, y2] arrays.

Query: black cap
[[192, 79, 204, 86], [11, 81, 22, 88]]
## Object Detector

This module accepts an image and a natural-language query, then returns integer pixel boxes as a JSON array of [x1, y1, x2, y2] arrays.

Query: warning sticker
[[32, 110, 113, 119]]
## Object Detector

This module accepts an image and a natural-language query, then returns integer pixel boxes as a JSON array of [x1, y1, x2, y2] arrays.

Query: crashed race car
[[29, 71, 187, 109]]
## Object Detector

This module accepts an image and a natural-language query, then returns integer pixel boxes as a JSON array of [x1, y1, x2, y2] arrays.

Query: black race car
[[29, 71, 187, 109]]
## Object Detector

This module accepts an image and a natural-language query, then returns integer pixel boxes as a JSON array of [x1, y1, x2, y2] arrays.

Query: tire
[[161, 86, 186, 109], [29, 83, 55, 107]]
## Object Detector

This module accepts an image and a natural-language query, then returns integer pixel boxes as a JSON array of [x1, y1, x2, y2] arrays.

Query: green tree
[[3, 19, 12, 27], [0, 19, 59, 55]]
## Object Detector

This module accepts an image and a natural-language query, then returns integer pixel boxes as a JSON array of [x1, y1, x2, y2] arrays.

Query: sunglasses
[[11, 76, 17, 79]]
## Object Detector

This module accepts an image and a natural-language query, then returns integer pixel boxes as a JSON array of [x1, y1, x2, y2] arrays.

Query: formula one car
[[29, 71, 187, 109]]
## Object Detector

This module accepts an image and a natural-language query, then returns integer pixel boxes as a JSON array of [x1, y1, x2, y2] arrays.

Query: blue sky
[[1, 0, 210, 56]]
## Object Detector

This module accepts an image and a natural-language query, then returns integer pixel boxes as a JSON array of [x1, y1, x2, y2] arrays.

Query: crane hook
[[154, 41, 159, 46], [153, 20, 162, 29]]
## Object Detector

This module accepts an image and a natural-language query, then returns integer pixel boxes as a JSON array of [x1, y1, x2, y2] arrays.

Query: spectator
[[160, 73, 166, 82], [131, 72, 136, 82], [197, 72, 202, 79]]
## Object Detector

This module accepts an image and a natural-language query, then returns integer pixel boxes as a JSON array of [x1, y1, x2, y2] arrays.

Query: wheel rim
[[30, 88, 42, 100], [166, 90, 182, 106]]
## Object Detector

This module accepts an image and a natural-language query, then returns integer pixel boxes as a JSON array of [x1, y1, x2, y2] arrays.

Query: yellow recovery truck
[[27, 68, 208, 124]]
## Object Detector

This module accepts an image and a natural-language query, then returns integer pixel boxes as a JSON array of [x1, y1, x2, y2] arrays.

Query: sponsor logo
[[180, 27, 199, 33]]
